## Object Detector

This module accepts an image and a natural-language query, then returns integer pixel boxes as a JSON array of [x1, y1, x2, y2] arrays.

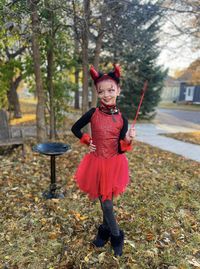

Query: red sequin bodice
[[91, 108, 123, 159]]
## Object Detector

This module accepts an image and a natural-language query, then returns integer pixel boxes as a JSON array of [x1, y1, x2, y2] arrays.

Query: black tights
[[99, 197, 120, 236]]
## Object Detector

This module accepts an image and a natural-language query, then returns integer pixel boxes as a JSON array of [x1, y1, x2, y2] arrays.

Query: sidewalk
[[134, 123, 200, 162], [14, 117, 200, 162]]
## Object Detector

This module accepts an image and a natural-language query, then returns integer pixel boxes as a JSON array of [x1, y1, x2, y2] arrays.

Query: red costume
[[71, 64, 132, 202], [71, 64, 133, 256], [74, 108, 130, 201]]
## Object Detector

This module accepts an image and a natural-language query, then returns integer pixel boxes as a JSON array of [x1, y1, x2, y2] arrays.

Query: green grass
[[158, 102, 200, 111], [161, 131, 200, 145], [20, 97, 37, 114]]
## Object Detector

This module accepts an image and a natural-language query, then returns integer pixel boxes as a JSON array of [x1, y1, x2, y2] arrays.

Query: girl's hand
[[125, 126, 136, 143], [89, 140, 96, 152]]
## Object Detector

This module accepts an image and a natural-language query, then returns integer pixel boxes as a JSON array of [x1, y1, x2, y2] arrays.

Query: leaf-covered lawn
[[158, 103, 200, 111], [162, 131, 200, 146], [0, 135, 200, 269]]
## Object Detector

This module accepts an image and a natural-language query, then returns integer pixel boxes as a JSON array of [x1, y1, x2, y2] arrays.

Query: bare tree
[[160, 0, 200, 49]]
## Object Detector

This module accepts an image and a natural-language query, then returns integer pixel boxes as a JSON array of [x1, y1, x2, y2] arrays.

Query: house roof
[[164, 75, 179, 87]]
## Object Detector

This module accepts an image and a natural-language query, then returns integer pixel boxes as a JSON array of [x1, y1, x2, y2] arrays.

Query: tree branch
[[6, 46, 27, 59]]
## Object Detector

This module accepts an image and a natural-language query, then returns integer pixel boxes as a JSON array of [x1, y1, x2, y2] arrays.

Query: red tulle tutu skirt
[[74, 153, 130, 201]]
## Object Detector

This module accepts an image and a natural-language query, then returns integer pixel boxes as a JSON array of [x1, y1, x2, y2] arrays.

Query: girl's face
[[96, 79, 120, 106]]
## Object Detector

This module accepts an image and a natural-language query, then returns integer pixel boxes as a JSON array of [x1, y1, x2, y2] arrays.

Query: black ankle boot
[[92, 225, 110, 247], [110, 230, 124, 256]]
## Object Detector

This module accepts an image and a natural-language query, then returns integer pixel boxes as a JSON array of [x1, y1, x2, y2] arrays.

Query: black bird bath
[[33, 142, 71, 199]]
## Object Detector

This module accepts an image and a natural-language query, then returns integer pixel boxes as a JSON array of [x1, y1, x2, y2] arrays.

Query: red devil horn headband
[[90, 64, 121, 85], [90, 65, 99, 81], [113, 64, 121, 78]]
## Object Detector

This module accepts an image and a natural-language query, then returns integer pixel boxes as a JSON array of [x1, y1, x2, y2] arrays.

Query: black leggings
[[99, 197, 120, 236]]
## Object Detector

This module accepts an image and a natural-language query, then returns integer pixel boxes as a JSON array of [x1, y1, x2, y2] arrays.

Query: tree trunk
[[29, 0, 46, 142], [81, 0, 90, 114], [74, 66, 80, 109], [91, 8, 106, 107], [74, 36, 80, 109], [45, 0, 56, 140], [73, 0, 80, 109], [91, 30, 104, 107], [47, 37, 55, 140], [7, 75, 22, 118], [74, 38, 80, 109]]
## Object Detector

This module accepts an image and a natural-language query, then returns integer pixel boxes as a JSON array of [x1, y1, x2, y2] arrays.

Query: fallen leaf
[[48, 232, 59, 240], [98, 252, 106, 263]]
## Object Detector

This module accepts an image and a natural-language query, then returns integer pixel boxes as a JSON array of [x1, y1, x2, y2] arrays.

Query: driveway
[[154, 108, 200, 129]]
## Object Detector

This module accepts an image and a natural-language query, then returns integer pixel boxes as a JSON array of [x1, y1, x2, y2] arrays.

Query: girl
[[71, 64, 135, 256]]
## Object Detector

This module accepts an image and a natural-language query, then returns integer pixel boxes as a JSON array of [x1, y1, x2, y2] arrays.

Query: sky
[[156, 10, 200, 77], [157, 39, 200, 76]]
